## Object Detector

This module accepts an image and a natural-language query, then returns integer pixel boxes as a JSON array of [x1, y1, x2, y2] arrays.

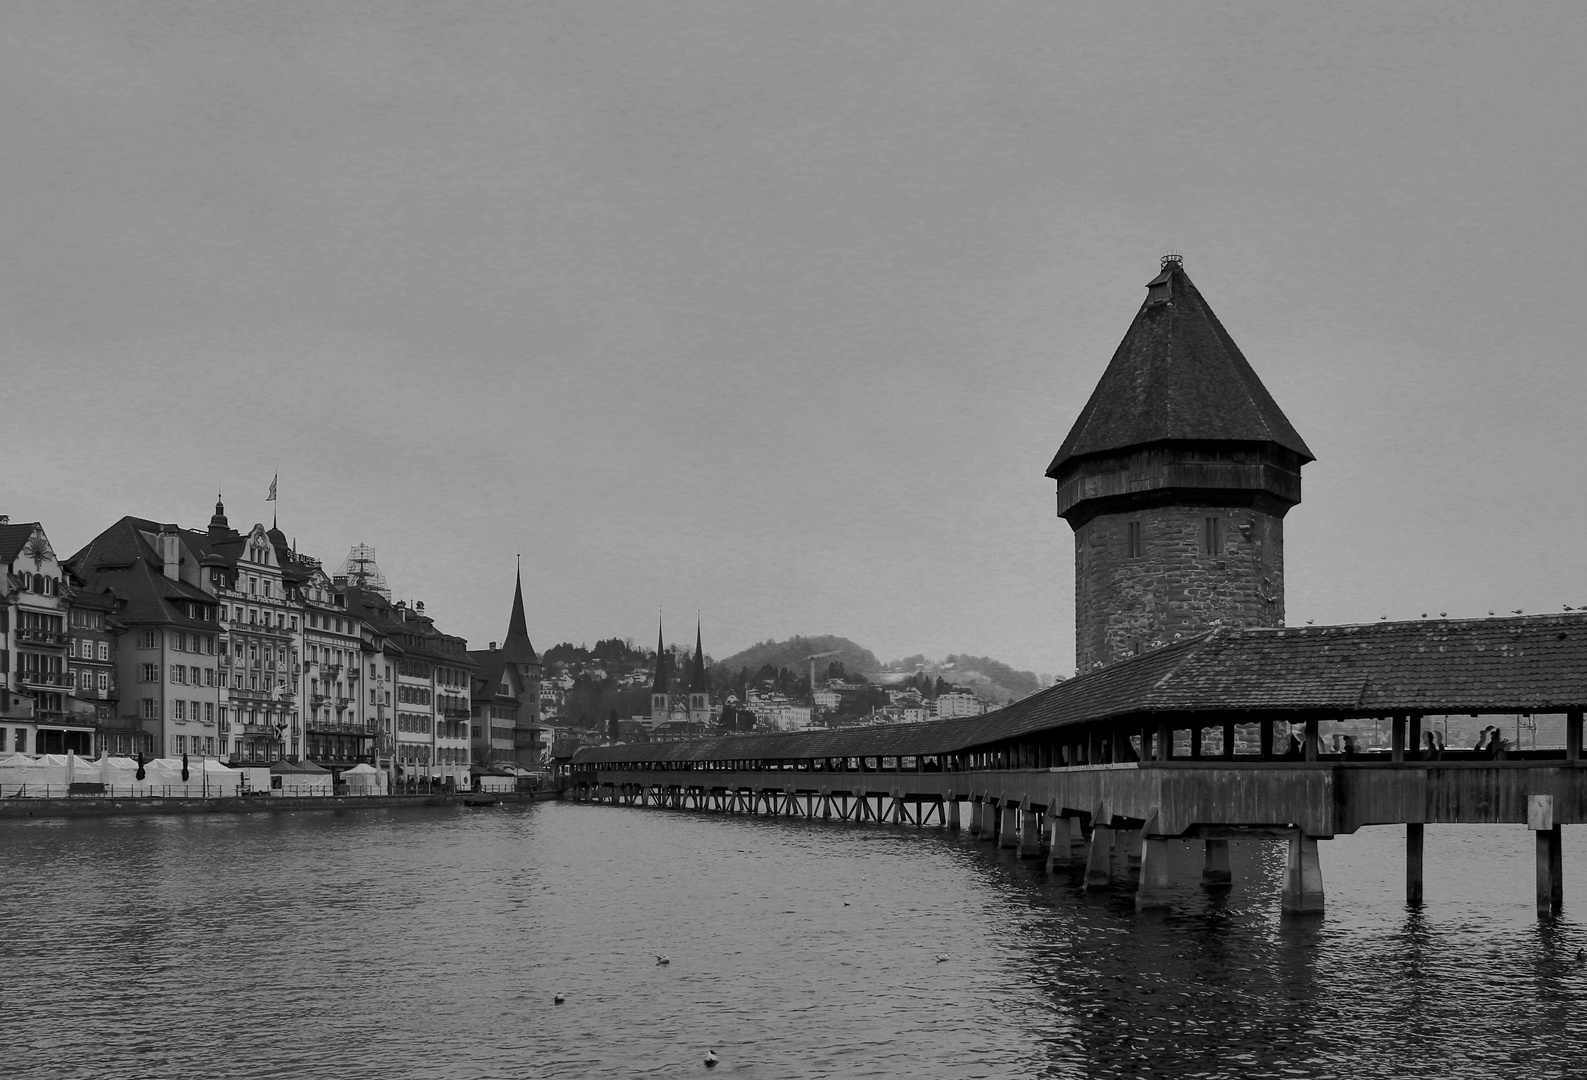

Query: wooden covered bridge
[[570, 612, 1587, 916]]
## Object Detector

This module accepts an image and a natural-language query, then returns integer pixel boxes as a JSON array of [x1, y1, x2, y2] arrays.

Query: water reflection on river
[[3, 802, 1585, 1078]]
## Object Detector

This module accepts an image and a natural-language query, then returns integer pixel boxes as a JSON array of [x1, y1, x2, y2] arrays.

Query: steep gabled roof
[[468, 648, 522, 703], [67, 518, 219, 629], [1047, 259, 1313, 476], [0, 522, 41, 564]]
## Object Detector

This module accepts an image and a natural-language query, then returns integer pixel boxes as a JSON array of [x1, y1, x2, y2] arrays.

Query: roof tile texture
[[1047, 262, 1313, 476]]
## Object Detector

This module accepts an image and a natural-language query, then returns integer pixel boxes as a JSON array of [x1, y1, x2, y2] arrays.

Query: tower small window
[[1127, 521, 1142, 559], [1203, 516, 1222, 556]]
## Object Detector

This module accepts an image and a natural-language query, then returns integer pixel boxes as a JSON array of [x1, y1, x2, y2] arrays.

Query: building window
[[173, 700, 185, 720], [205, 737, 215, 756], [141, 663, 158, 683], [1127, 521, 1142, 559], [1203, 516, 1222, 556], [140, 630, 157, 650], [98, 642, 109, 661], [174, 735, 185, 754], [141, 698, 158, 719], [98, 672, 108, 692], [171, 665, 185, 685]]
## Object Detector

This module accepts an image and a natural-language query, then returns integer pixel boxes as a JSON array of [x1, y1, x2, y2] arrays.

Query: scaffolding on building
[[334, 543, 391, 600]]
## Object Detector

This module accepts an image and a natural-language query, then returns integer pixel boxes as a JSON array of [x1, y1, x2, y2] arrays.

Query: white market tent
[[340, 762, 384, 795], [268, 758, 333, 795], [0, 754, 244, 797]]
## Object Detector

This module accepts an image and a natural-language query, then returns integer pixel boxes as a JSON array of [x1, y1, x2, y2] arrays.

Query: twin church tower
[[1050, 256, 1313, 673]]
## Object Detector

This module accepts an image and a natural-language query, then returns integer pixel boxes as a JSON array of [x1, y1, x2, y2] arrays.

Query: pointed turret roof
[[1047, 257, 1313, 477], [652, 617, 669, 695], [501, 565, 538, 666], [689, 620, 708, 694]]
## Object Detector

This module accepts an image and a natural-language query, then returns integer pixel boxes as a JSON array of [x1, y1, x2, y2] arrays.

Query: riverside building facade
[[17, 499, 540, 789]]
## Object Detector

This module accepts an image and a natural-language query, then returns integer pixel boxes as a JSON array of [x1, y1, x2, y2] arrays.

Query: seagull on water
[[705, 1050, 719, 1068], [935, 954, 950, 963], [1512, 609, 1525, 615], [656, 955, 671, 966], [554, 993, 565, 1005]]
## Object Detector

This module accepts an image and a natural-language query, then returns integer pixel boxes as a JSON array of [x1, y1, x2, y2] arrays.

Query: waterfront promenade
[[0, 787, 559, 819]]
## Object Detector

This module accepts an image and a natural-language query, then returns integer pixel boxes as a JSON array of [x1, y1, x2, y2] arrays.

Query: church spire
[[652, 613, 669, 694], [689, 618, 708, 694], [501, 560, 538, 665]]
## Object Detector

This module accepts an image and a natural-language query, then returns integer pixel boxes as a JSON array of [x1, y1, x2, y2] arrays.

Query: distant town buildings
[[4, 503, 1012, 770]]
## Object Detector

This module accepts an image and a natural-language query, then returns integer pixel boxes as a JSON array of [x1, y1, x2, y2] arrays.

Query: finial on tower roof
[[1161, 251, 1182, 270]]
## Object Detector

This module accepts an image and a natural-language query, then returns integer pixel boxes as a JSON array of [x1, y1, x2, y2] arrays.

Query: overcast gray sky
[[5, 3, 1585, 678]]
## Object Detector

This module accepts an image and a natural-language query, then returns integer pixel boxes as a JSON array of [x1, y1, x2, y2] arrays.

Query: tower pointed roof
[[689, 620, 708, 694], [652, 616, 669, 694], [501, 565, 538, 665], [209, 495, 230, 537], [1046, 257, 1313, 478]]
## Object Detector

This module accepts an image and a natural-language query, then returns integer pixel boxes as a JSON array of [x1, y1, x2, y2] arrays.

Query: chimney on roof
[[159, 524, 181, 582], [489, 641, 498, 651], [416, 601, 425, 614]]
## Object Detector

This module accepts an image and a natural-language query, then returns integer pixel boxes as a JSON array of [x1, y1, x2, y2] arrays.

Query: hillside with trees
[[714, 635, 881, 683]]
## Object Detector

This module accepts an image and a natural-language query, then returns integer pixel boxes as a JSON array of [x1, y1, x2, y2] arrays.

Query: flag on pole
[[267, 473, 278, 502]]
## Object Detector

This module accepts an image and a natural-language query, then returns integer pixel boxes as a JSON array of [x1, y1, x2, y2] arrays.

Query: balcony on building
[[305, 716, 377, 735]]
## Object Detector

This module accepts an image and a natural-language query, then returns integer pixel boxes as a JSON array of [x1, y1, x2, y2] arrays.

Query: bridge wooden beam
[[1406, 823, 1424, 906], [1530, 794, 1563, 916]]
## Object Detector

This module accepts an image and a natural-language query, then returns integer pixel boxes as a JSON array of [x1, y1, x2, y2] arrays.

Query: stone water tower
[[1047, 256, 1314, 672]]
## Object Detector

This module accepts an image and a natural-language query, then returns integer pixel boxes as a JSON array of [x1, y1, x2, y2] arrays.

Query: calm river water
[[3, 801, 1586, 1079]]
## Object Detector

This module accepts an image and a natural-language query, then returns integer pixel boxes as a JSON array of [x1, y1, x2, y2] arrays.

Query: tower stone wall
[[1074, 503, 1285, 671]]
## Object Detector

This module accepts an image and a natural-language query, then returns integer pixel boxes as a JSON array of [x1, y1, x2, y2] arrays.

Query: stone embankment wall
[[0, 789, 560, 820]]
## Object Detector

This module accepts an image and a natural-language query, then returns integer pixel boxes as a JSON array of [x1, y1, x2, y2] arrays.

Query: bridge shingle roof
[[572, 613, 1587, 766]]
